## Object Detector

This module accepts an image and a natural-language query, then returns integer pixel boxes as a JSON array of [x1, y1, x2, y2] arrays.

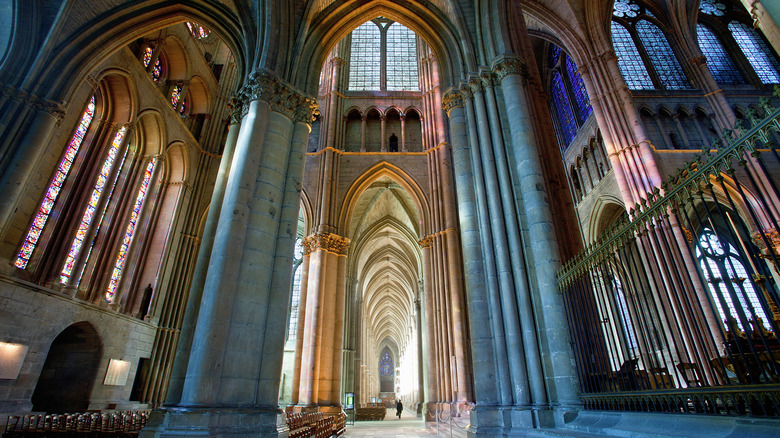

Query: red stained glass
[[106, 159, 156, 301], [15, 96, 96, 269]]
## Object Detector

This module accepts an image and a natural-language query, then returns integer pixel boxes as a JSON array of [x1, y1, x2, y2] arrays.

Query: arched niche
[[31, 322, 102, 413], [344, 109, 363, 152]]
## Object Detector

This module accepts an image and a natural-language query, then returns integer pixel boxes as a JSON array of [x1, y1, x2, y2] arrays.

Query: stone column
[[400, 113, 407, 152], [165, 102, 243, 404], [360, 115, 367, 152], [0, 98, 65, 234], [380, 115, 387, 152], [493, 56, 579, 411], [141, 70, 318, 437], [296, 232, 350, 412]]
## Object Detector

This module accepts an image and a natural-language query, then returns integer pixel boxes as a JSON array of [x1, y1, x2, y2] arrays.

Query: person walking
[[396, 399, 403, 419]]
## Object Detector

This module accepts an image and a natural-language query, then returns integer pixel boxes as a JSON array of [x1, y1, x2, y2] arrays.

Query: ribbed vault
[[347, 174, 423, 400]]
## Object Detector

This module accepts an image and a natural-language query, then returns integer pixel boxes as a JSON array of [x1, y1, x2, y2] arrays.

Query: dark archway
[[32, 322, 102, 413]]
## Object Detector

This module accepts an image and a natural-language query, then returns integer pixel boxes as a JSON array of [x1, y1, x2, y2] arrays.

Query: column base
[[139, 406, 285, 437], [466, 404, 559, 435]]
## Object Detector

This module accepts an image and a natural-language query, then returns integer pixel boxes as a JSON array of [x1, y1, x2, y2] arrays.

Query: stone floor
[[342, 408, 441, 437]]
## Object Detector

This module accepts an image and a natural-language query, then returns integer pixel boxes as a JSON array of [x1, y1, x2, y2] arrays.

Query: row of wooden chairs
[[3, 411, 150, 437], [354, 407, 385, 421], [286, 412, 347, 438]]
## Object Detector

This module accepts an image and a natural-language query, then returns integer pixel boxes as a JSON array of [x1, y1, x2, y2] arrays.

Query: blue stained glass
[[696, 24, 745, 85], [348, 21, 381, 91], [565, 56, 593, 122], [380, 350, 394, 376], [611, 21, 654, 90], [551, 71, 577, 145], [729, 21, 780, 84], [636, 20, 691, 90], [549, 45, 562, 68]]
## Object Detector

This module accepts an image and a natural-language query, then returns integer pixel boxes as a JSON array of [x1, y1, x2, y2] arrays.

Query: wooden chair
[[2, 416, 21, 438], [676, 362, 703, 387]]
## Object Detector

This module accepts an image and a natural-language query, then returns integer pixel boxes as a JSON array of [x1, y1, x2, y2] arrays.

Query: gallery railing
[[557, 95, 780, 416]]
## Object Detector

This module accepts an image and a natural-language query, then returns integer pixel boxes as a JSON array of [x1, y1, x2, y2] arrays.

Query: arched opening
[[31, 322, 102, 413]]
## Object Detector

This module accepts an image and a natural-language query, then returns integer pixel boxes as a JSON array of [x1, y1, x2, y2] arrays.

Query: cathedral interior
[[1, 0, 780, 436]]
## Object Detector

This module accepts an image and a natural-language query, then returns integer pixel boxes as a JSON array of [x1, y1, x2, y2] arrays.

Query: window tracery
[[348, 18, 419, 91], [611, 1, 691, 90], [696, 24, 745, 85], [547, 44, 593, 149], [186, 22, 210, 40], [380, 350, 394, 376], [729, 21, 780, 84]]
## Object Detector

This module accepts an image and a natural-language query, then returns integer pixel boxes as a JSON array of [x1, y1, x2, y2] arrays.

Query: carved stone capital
[[330, 57, 346, 67], [479, 70, 496, 88], [442, 89, 464, 114], [34, 99, 67, 122], [468, 77, 483, 94], [302, 232, 350, 255], [459, 82, 473, 100], [242, 70, 319, 123], [418, 236, 433, 248], [492, 56, 528, 82], [228, 93, 248, 123]]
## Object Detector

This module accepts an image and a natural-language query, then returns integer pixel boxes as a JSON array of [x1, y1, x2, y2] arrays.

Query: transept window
[[106, 159, 156, 302], [611, 1, 691, 90], [547, 44, 593, 148], [380, 350, 394, 376], [15, 96, 96, 269], [141, 46, 162, 82], [348, 18, 419, 92], [695, 227, 770, 332]]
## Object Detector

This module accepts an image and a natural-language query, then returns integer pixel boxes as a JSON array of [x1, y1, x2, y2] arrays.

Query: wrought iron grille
[[557, 92, 780, 416]]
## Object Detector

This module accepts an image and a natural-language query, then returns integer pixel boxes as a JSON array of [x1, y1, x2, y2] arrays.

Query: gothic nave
[[1, 0, 780, 437]]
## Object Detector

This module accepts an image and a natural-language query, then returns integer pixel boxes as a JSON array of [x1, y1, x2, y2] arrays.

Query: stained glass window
[[386, 23, 419, 91], [380, 350, 394, 376], [611, 21, 654, 90], [729, 21, 780, 84], [288, 239, 304, 341], [15, 96, 96, 269], [75, 148, 129, 287], [186, 22, 210, 39], [106, 159, 156, 301], [613, 0, 640, 18], [565, 56, 593, 122], [699, 0, 726, 16], [142, 46, 162, 82], [549, 45, 562, 68], [171, 85, 182, 108], [696, 228, 770, 331], [697, 24, 745, 85], [551, 72, 577, 145], [636, 20, 691, 90], [348, 21, 381, 91], [60, 127, 127, 283], [612, 277, 638, 349]]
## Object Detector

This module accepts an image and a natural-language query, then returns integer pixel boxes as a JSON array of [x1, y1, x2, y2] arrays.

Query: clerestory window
[[348, 18, 420, 92]]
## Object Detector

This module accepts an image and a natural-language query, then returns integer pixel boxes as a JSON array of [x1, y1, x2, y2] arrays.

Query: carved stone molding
[[442, 89, 464, 114], [689, 55, 707, 67], [241, 69, 319, 123], [459, 82, 473, 100], [492, 56, 528, 82], [418, 236, 433, 248], [302, 232, 350, 256], [1, 85, 66, 123], [468, 77, 482, 94], [228, 93, 248, 123]]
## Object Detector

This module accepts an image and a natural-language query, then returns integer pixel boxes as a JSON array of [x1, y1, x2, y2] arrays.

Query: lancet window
[[288, 238, 304, 341], [547, 44, 593, 148], [695, 227, 770, 332], [380, 350, 394, 376], [611, 0, 691, 90], [348, 18, 419, 91]]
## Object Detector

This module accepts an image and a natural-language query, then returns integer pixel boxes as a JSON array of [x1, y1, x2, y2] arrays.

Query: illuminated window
[[386, 23, 419, 91], [106, 159, 156, 301], [15, 97, 96, 269], [186, 22, 210, 39], [348, 18, 419, 91], [612, 277, 638, 349], [380, 350, 394, 376], [636, 20, 691, 90], [288, 238, 304, 341], [60, 127, 127, 284], [612, 21, 654, 90], [696, 227, 770, 331], [547, 44, 593, 149], [729, 21, 780, 84], [611, 1, 691, 90], [697, 24, 745, 85], [171, 85, 186, 115], [141, 46, 162, 82]]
